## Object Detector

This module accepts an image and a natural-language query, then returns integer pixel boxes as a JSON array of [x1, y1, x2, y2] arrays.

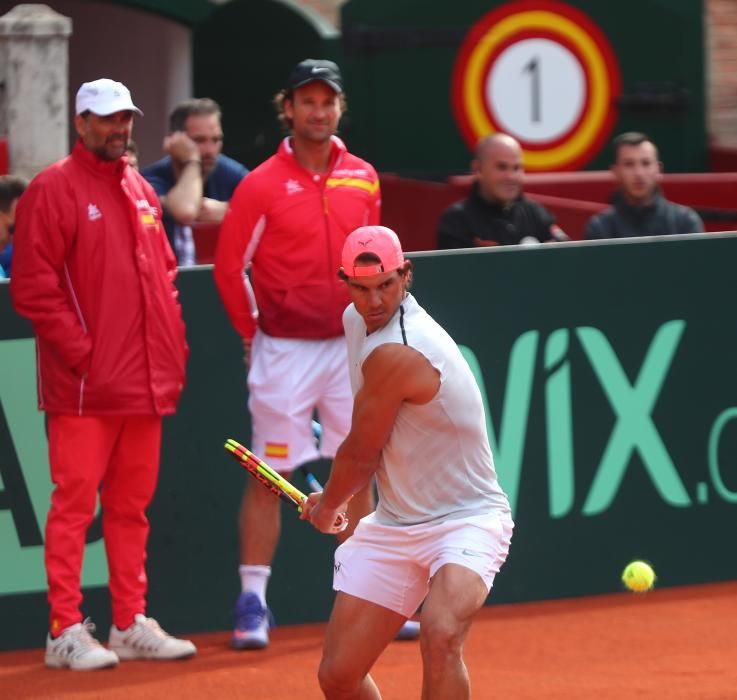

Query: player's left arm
[[303, 342, 439, 533]]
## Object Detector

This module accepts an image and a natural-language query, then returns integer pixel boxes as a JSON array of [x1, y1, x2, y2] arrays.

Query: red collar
[[71, 139, 127, 179]]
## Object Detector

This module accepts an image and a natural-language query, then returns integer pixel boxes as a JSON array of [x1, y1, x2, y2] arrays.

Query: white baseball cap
[[75, 78, 143, 117]]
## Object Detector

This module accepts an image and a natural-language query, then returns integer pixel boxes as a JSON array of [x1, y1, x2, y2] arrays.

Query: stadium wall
[[2, 233, 737, 650]]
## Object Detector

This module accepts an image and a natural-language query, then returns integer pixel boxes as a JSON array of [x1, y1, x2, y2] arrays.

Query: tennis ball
[[621, 560, 656, 593]]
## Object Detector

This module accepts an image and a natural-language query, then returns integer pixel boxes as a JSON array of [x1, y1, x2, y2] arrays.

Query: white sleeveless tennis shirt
[[343, 293, 511, 526]]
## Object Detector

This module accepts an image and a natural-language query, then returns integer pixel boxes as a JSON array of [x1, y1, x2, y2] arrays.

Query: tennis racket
[[224, 438, 347, 533]]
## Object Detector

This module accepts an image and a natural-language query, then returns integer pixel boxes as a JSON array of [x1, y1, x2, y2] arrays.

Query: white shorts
[[333, 511, 514, 618], [247, 331, 352, 473]]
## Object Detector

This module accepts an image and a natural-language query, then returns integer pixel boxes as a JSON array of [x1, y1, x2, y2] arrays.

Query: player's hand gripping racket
[[224, 438, 348, 534]]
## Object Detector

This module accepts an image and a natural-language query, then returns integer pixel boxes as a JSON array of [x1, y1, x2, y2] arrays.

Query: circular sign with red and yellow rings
[[452, 1, 621, 171]]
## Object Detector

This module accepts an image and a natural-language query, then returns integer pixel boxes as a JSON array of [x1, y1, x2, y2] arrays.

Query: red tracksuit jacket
[[214, 136, 381, 341], [11, 140, 187, 416]]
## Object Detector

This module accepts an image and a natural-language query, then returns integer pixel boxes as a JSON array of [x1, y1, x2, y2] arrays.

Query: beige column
[[0, 4, 72, 179]]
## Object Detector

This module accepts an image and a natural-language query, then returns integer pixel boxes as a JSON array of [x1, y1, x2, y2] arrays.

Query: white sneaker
[[45, 619, 119, 671], [108, 614, 196, 660]]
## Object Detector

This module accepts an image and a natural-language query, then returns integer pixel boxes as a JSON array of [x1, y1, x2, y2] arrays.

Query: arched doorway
[[193, 0, 339, 168]]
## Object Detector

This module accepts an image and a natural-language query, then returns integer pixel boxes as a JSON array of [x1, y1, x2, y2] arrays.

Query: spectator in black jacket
[[437, 133, 567, 249], [585, 132, 703, 239]]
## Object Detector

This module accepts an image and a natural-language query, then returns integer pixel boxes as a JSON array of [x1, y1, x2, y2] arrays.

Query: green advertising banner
[[410, 233, 737, 604], [1, 233, 736, 650]]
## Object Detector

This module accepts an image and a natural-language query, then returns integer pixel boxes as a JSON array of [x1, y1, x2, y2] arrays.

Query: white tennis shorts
[[247, 331, 352, 473], [333, 511, 514, 618]]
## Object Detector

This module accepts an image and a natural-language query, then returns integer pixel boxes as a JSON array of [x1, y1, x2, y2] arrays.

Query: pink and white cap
[[341, 225, 405, 277]]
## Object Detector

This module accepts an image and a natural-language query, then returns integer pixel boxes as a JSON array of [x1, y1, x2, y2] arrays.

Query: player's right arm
[[303, 342, 440, 533], [213, 176, 265, 342], [10, 176, 92, 375]]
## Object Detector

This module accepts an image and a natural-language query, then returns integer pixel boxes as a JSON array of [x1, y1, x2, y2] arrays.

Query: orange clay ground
[[2, 581, 736, 699]]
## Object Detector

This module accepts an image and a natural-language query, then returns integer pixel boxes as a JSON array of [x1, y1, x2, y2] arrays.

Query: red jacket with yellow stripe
[[214, 136, 381, 341], [10, 140, 187, 416]]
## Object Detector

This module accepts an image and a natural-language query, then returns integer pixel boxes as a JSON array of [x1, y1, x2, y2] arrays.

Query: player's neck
[[291, 136, 333, 174]]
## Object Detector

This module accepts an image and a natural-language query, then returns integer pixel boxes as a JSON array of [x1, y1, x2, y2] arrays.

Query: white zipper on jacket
[[64, 262, 89, 415], [35, 343, 44, 410], [78, 375, 86, 416], [321, 150, 343, 316]]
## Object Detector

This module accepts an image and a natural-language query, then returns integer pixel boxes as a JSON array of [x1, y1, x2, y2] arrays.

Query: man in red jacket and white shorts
[[11, 78, 196, 670], [214, 59, 420, 650]]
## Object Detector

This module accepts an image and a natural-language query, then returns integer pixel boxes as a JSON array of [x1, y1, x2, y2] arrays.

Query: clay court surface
[[2, 581, 736, 699]]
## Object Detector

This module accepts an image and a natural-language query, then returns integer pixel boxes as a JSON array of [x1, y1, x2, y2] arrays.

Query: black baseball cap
[[286, 59, 343, 93]]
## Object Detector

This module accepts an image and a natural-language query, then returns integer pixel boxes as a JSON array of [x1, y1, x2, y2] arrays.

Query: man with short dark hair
[[302, 225, 513, 699], [437, 133, 567, 248], [585, 132, 703, 239], [0, 174, 27, 277], [11, 78, 195, 670], [142, 97, 248, 265], [214, 58, 382, 651]]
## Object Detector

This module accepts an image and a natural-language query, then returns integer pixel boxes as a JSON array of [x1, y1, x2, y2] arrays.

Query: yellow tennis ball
[[622, 560, 656, 593]]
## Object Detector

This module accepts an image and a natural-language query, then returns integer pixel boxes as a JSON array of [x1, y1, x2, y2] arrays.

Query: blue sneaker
[[395, 619, 421, 641], [232, 592, 274, 650]]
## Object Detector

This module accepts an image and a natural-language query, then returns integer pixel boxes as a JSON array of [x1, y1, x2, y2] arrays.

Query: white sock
[[239, 565, 271, 605]]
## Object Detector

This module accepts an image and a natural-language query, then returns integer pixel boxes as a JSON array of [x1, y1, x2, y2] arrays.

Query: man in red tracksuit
[[11, 78, 196, 670], [214, 59, 412, 650]]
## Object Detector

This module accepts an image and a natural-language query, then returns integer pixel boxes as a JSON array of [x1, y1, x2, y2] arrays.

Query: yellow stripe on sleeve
[[326, 178, 380, 195]]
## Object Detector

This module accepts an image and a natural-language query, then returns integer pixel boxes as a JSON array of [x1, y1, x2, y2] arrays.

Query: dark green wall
[[192, 0, 331, 170], [2, 232, 737, 651], [118, 0, 706, 177], [410, 234, 737, 602], [0, 268, 339, 651], [115, 0, 215, 24], [339, 0, 705, 176]]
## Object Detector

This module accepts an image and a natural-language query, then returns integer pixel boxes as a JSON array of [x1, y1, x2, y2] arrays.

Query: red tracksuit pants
[[46, 414, 162, 635]]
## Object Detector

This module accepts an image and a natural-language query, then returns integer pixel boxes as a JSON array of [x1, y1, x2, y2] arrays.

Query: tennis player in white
[[301, 225, 513, 699]]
